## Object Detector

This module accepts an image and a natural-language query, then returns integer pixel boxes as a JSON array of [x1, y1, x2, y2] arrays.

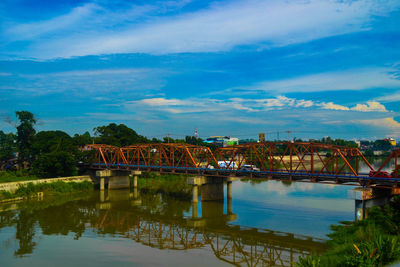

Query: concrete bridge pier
[[227, 177, 236, 214], [130, 171, 142, 188], [96, 170, 142, 190], [350, 187, 400, 220], [188, 176, 237, 219], [188, 176, 237, 202]]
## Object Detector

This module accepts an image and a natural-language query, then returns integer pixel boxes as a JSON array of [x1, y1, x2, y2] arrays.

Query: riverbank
[[297, 196, 400, 267], [0, 181, 94, 202], [0, 170, 40, 183]]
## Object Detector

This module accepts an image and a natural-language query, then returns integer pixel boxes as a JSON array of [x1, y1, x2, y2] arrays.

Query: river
[[0, 175, 363, 267], [1, 158, 395, 266]]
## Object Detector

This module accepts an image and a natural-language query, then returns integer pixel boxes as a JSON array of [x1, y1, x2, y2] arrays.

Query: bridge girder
[[84, 142, 400, 182]]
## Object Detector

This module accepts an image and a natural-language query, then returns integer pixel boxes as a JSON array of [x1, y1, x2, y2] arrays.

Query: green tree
[[0, 131, 16, 161], [32, 151, 77, 178], [93, 123, 149, 146], [185, 136, 204, 146], [373, 140, 391, 151], [32, 131, 76, 157], [72, 131, 92, 146], [15, 111, 36, 163]]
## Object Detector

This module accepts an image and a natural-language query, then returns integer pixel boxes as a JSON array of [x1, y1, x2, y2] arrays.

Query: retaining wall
[[0, 175, 94, 193]]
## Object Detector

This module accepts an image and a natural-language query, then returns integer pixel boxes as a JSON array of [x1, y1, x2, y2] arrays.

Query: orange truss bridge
[[85, 142, 400, 188]]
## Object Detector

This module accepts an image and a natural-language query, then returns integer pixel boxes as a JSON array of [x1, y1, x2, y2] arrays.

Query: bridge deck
[[90, 163, 400, 188]]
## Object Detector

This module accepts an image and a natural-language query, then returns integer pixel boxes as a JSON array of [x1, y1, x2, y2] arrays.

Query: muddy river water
[[0, 174, 364, 267]]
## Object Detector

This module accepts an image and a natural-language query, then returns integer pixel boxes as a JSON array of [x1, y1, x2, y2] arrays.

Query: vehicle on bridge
[[240, 164, 260, 171], [218, 161, 237, 170], [369, 170, 392, 178]]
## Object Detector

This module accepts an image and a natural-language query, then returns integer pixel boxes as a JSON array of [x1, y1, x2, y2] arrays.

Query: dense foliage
[[32, 151, 77, 178], [93, 123, 148, 146], [296, 196, 400, 267], [15, 111, 36, 163], [0, 130, 15, 161]]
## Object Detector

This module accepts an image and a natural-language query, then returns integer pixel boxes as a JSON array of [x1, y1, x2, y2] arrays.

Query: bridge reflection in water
[[98, 189, 325, 266], [0, 189, 324, 266]]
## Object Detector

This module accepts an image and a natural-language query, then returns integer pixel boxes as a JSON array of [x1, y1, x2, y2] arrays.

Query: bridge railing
[[213, 142, 374, 176], [85, 142, 379, 177]]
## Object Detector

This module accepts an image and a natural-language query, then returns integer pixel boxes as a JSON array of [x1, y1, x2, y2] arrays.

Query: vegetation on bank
[[0, 181, 93, 201], [0, 170, 39, 183], [296, 196, 400, 267], [138, 172, 192, 200]]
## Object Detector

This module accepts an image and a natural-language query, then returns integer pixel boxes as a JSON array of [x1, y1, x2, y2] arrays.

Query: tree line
[[0, 111, 214, 178]]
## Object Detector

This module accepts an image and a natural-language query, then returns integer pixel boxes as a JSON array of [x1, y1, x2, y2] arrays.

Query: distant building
[[259, 133, 265, 142], [384, 138, 396, 146], [204, 136, 239, 147]]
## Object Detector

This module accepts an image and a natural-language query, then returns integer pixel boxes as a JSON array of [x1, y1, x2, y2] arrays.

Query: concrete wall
[[0, 175, 93, 193]]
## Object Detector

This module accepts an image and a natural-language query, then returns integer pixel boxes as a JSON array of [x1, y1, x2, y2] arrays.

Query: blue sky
[[1, 0, 400, 140]]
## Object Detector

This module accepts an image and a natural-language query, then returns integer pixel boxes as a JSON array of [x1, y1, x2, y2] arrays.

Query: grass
[[138, 172, 193, 200], [296, 196, 400, 267], [0, 181, 94, 201], [0, 170, 40, 183]]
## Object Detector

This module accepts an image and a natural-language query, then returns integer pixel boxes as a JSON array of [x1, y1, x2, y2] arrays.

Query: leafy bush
[[297, 196, 400, 267], [32, 151, 77, 178], [0, 170, 39, 183]]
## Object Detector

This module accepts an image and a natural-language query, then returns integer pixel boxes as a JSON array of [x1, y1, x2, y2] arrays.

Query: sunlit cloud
[[356, 117, 400, 128], [320, 102, 349, 111], [351, 101, 387, 112]]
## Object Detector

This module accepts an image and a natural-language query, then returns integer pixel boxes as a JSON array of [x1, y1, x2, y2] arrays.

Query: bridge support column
[[100, 177, 105, 191], [187, 176, 238, 202], [96, 170, 138, 190], [192, 185, 199, 203], [350, 187, 400, 220], [96, 170, 110, 191], [192, 201, 198, 219], [227, 181, 233, 199], [227, 198, 233, 214], [226, 177, 236, 214], [131, 171, 141, 188]]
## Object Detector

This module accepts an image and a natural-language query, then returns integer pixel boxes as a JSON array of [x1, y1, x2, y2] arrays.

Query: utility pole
[[277, 131, 279, 141], [285, 130, 292, 141], [168, 133, 170, 144]]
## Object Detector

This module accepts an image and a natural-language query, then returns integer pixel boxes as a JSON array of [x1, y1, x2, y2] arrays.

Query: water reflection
[[0, 189, 324, 266]]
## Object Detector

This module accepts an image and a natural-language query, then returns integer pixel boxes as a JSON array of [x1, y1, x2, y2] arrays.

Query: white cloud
[[5, 0, 400, 59], [375, 91, 400, 102], [320, 101, 388, 112], [4, 3, 99, 41], [296, 100, 314, 108], [356, 117, 400, 128], [5, 68, 167, 94], [242, 67, 400, 93], [139, 98, 187, 106], [130, 97, 391, 116], [320, 102, 349, 111], [351, 101, 387, 112]]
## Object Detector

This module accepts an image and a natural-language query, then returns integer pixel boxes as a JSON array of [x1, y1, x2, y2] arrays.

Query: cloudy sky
[[1, 0, 400, 140]]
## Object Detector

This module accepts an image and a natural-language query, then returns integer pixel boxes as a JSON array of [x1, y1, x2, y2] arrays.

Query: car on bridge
[[369, 170, 392, 178], [218, 161, 238, 170], [240, 165, 260, 171]]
